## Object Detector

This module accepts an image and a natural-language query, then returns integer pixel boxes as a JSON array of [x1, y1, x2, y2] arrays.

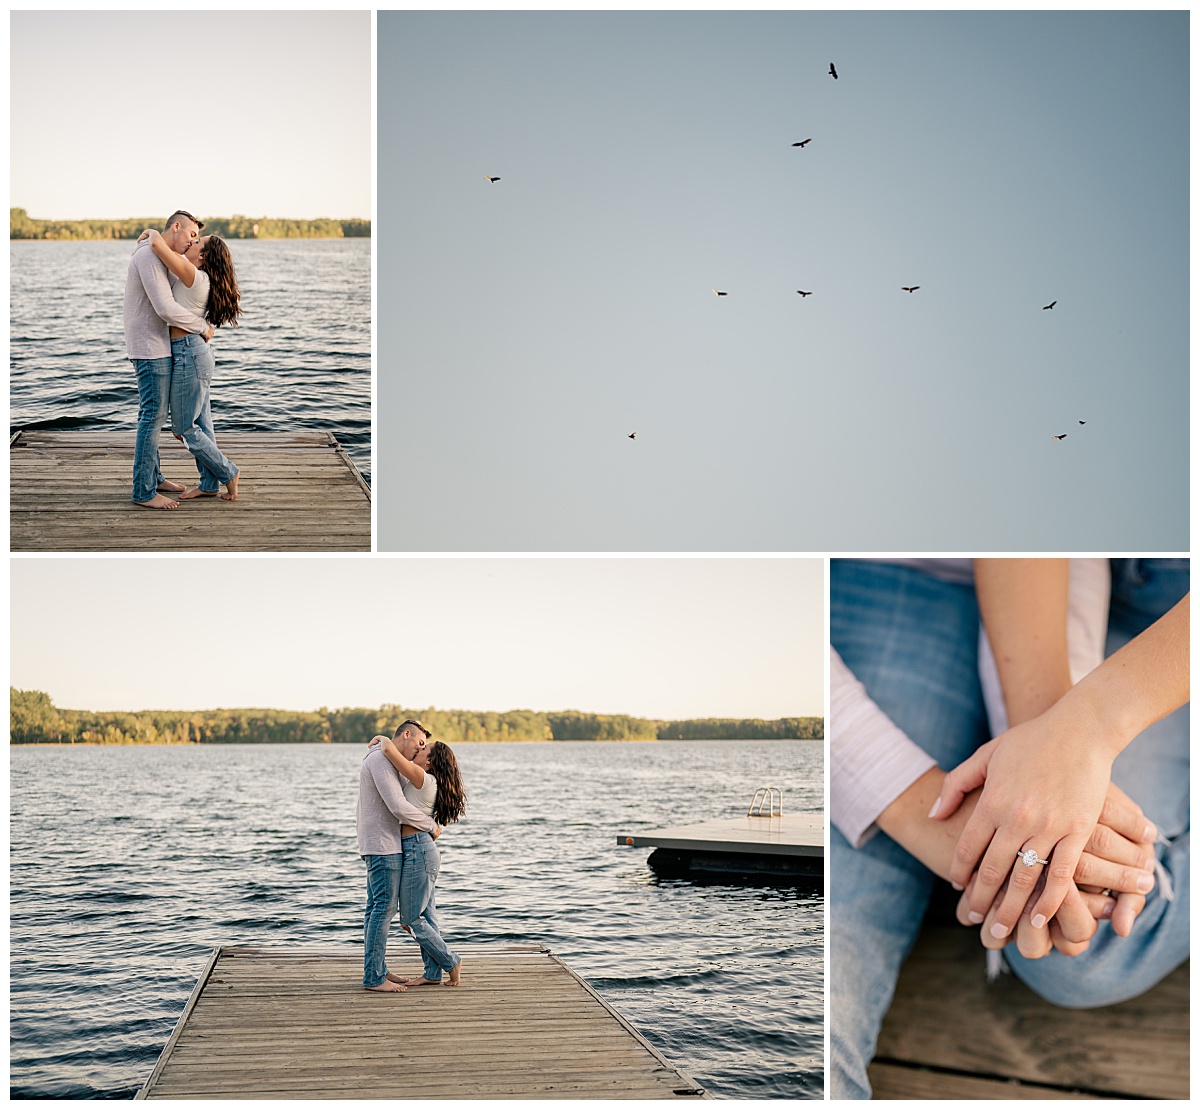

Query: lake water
[[9, 239, 371, 484], [10, 740, 823, 1099]]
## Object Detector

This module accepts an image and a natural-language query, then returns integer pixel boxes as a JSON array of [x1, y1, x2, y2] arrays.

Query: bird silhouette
[[712, 289, 728, 296], [829, 63, 838, 79], [484, 176, 501, 184], [901, 286, 920, 293], [792, 139, 812, 147], [1052, 434, 1068, 441], [1078, 420, 1086, 425], [1043, 300, 1057, 310], [628, 433, 637, 440], [796, 290, 813, 297]]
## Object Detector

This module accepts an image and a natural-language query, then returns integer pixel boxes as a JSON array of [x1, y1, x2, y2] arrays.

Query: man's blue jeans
[[131, 356, 172, 502], [400, 832, 460, 980], [170, 333, 237, 493], [362, 853, 402, 988], [830, 559, 1190, 1099]]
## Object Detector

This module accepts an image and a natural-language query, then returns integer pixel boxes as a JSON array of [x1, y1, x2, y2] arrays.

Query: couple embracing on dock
[[356, 720, 468, 992]]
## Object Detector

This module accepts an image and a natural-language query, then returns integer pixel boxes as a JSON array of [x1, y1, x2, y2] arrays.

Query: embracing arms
[[366, 753, 439, 837], [371, 735, 425, 789], [130, 239, 212, 340], [139, 228, 197, 287]]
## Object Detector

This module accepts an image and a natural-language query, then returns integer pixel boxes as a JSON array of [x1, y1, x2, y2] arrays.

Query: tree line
[[10, 689, 822, 746], [10, 209, 370, 240]]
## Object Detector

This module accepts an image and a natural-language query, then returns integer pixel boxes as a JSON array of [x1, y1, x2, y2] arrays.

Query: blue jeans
[[830, 559, 1190, 1098], [170, 333, 237, 492], [400, 832, 460, 980], [131, 356, 172, 502], [362, 853, 403, 988]]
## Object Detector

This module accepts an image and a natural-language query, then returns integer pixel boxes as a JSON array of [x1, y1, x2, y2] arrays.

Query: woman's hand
[[137, 228, 159, 244], [930, 699, 1128, 939]]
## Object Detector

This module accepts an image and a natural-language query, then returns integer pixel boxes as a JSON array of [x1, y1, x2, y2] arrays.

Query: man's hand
[[203, 324, 214, 342]]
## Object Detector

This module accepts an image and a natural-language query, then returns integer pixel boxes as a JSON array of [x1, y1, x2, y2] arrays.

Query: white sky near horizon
[[10, 11, 370, 220], [377, 10, 1188, 552], [9, 557, 824, 720]]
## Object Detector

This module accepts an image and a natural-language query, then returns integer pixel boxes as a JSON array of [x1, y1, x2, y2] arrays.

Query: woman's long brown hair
[[427, 742, 467, 826], [200, 236, 242, 329]]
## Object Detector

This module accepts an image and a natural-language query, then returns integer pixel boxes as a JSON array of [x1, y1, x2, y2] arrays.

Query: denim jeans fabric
[[400, 832, 460, 980], [131, 356, 172, 502], [170, 333, 237, 492], [362, 853, 403, 988], [830, 561, 990, 1099], [1005, 558, 1190, 1007]]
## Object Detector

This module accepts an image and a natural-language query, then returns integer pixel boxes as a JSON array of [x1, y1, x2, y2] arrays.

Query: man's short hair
[[394, 718, 431, 740], [164, 209, 204, 232]]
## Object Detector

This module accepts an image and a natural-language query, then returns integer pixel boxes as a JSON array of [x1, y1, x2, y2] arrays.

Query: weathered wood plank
[[11, 430, 371, 552], [138, 947, 706, 1100], [874, 923, 1188, 1099], [868, 1062, 1102, 1100]]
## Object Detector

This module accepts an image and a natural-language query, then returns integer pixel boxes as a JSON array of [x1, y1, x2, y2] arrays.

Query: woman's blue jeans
[[830, 559, 1190, 1100], [170, 333, 238, 492], [400, 832, 460, 980], [362, 853, 402, 988]]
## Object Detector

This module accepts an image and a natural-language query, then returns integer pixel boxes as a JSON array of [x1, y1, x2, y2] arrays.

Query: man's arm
[[132, 247, 212, 338], [367, 756, 440, 836]]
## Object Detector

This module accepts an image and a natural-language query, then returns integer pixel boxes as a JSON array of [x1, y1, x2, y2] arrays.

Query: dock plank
[[11, 430, 370, 552], [137, 946, 706, 1100], [872, 923, 1188, 1099]]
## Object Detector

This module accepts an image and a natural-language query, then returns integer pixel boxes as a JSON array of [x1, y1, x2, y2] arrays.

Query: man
[[357, 719, 441, 992], [122, 209, 214, 509]]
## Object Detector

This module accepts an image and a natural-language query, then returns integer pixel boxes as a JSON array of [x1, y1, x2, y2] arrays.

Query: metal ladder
[[747, 786, 783, 817]]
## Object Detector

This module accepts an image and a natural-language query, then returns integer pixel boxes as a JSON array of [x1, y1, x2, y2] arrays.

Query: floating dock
[[10, 430, 370, 552], [620, 812, 823, 879], [136, 944, 707, 1100], [869, 915, 1188, 1099]]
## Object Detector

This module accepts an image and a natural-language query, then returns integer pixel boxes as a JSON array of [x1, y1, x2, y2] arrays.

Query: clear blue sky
[[10, 11, 370, 219], [10, 557, 824, 719], [377, 11, 1187, 551]]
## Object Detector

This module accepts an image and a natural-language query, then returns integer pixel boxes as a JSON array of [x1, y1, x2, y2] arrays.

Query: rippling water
[[10, 740, 823, 1099], [9, 239, 371, 483]]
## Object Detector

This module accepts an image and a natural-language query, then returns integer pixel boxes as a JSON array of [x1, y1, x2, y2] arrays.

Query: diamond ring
[[1017, 848, 1050, 867]]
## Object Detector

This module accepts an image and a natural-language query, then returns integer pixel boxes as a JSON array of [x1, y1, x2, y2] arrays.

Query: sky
[[377, 11, 1188, 552], [10, 11, 370, 219], [9, 557, 824, 719]]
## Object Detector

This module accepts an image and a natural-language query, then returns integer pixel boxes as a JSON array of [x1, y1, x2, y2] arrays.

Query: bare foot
[[448, 961, 462, 987], [396, 976, 443, 987], [365, 980, 407, 992], [178, 486, 219, 500], [221, 472, 240, 501], [157, 479, 187, 493], [134, 493, 179, 510]]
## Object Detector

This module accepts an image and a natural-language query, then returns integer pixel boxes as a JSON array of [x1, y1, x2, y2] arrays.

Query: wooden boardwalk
[[10, 430, 370, 552], [869, 920, 1189, 1100], [136, 945, 707, 1100]]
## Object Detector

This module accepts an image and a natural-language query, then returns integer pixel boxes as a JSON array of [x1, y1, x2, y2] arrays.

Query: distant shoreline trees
[[9, 689, 822, 746], [10, 209, 370, 240]]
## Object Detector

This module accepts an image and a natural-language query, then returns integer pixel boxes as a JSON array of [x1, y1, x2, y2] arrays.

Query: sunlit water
[[10, 741, 823, 1099], [9, 239, 371, 483]]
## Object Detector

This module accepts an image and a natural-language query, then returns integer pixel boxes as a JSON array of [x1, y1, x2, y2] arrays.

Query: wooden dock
[[136, 945, 707, 1100], [620, 812, 823, 878], [869, 917, 1189, 1099], [10, 430, 370, 552]]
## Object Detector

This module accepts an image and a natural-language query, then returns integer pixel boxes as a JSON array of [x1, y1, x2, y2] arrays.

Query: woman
[[138, 227, 241, 501], [375, 732, 468, 987]]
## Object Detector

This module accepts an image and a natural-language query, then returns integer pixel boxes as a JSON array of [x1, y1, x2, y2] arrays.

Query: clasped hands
[[929, 706, 1157, 960]]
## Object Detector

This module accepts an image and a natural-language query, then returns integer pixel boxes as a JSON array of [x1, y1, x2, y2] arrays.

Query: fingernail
[[1137, 872, 1155, 893], [927, 798, 941, 819], [951, 881, 963, 891], [1031, 914, 1046, 929], [1144, 822, 1157, 842], [990, 922, 1009, 939], [968, 911, 984, 924], [1101, 900, 1115, 919]]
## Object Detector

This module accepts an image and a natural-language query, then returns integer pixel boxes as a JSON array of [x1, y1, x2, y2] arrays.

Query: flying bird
[[796, 290, 813, 297], [1043, 300, 1056, 310], [792, 139, 812, 147], [829, 63, 838, 79], [484, 176, 501, 183], [901, 286, 920, 293], [628, 433, 637, 440], [1078, 420, 1086, 425], [712, 289, 728, 296], [1052, 434, 1068, 441]]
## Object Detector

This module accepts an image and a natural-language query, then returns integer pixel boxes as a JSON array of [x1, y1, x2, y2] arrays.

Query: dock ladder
[[747, 786, 783, 817]]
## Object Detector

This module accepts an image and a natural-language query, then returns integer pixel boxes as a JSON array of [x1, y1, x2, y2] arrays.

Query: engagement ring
[[1017, 848, 1050, 867]]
